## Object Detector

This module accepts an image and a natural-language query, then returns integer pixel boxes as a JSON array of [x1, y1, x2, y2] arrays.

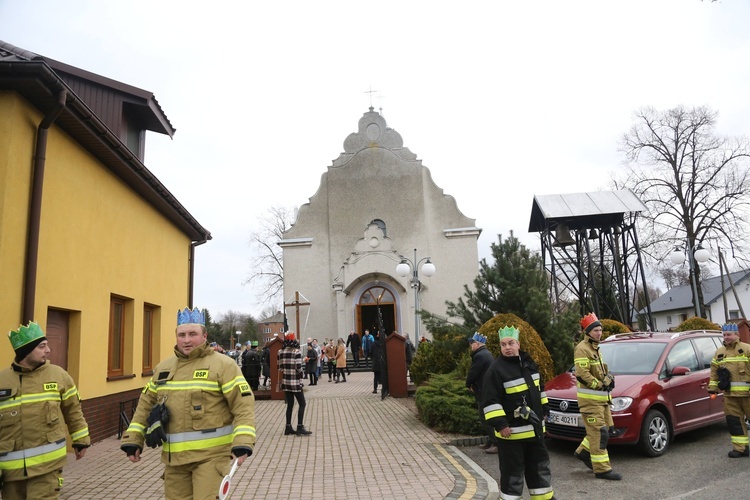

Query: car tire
[[639, 409, 670, 457]]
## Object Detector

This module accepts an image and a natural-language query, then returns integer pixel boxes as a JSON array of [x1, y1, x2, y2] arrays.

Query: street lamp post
[[236, 331, 241, 350], [396, 248, 436, 348], [669, 242, 710, 317]]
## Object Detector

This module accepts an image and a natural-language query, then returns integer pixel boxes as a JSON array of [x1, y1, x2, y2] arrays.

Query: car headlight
[[610, 397, 633, 412]]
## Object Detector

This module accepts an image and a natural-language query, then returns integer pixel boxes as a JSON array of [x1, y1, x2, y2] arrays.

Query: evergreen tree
[[444, 232, 574, 374]]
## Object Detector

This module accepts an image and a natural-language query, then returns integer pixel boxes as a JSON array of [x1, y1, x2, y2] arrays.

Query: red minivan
[[544, 330, 726, 456]]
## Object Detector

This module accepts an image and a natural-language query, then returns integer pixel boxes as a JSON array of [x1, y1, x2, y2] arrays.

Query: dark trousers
[[363, 350, 372, 367], [498, 438, 554, 499], [285, 391, 306, 426], [352, 349, 360, 366], [308, 371, 318, 385], [327, 361, 335, 379], [373, 371, 381, 391], [335, 367, 347, 381]]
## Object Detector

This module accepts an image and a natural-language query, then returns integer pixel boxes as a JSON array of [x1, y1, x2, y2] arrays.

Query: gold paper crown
[[9, 321, 45, 350], [498, 326, 520, 341]]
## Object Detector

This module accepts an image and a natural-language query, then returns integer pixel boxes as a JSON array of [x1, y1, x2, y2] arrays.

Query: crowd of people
[[7, 309, 749, 500]]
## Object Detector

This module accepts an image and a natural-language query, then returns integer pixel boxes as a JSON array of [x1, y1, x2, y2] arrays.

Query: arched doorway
[[356, 285, 396, 336]]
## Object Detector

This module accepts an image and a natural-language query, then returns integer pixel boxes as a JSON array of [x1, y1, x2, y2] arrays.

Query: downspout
[[189, 238, 209, 308], [22, 89, 67, 324]]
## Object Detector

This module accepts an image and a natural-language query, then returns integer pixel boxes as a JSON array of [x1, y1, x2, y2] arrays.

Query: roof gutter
[[23, 87, 68, 324], [189, 238, 209, 308]]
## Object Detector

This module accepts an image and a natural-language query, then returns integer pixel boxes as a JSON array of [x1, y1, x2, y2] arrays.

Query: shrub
[[409, 324, 472, 385], [675, 316, 721, 332], [599, 318, 631, 341], [414, 372, 483, 435], [479, 313, 555, 384]]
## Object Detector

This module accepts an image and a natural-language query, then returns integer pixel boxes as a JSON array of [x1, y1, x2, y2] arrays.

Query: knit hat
[[498, 326, 520, 342], [580, 313, 602, 335], [9, 322, 47, 362]]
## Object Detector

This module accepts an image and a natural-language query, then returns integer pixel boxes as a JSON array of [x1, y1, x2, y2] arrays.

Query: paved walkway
[[59, 371, 499, 499]]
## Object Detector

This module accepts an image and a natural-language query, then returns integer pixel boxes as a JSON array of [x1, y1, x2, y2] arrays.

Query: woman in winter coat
[[277, 333, 312, 436], [304, 340, 318, 386], [324, 340, 336, 382], [334, 338, 347, 383]]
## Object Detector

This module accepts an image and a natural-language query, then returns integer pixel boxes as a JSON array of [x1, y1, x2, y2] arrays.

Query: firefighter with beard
[[708, 323, 750, 458], [573, 313, 621, 480], [482, 326, 555, 500]]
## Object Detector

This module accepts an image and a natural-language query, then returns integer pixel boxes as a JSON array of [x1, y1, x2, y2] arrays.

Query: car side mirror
[[670, 366, 691, 376]]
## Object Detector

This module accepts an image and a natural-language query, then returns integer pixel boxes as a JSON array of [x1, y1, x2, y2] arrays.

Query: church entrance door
[[356, 286, 396, 336]]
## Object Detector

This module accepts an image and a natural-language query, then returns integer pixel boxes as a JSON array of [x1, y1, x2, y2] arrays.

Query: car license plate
[[548, 410, 580, 427]]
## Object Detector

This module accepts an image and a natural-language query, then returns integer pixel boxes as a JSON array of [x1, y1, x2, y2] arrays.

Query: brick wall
[[81, 388, 143, 444]]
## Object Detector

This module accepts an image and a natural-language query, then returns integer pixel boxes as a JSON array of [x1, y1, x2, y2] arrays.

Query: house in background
[[648, 270, 750, 331], [0, 41, 210, 443], [257, 311, 285, 343]]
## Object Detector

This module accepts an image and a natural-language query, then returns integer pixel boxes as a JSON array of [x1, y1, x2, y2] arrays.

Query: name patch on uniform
[[44, 383, 58, 391], [578, 360, 589, 368], [193, 370, 209, 379], [0, 388, 11, 398], [239, 383, 250, 393]]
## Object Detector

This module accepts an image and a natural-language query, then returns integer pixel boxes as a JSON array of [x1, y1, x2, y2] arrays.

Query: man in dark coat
[[242, 341, 262, 391], [346, 330, 362, 367], [466, 332, 497, 454], [482, 326, 555, 500]]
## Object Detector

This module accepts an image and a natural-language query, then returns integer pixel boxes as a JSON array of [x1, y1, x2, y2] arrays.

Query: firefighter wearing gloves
[[0, 322, 90, 499], [121, 307, 256, 500], [573, 313, 621, 480], [482, 326, 555, 500], [708, 323, 750, 458]]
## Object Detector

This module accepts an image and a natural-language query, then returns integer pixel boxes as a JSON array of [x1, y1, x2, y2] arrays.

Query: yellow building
[[0, 41, 211, 442]]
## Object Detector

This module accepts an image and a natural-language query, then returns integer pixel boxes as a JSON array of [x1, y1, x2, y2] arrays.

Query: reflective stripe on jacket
[[709, 341, 750, 396], [121, 342, 256, 466], [574, 337, 610, 408], [0, 361, 90, 481]]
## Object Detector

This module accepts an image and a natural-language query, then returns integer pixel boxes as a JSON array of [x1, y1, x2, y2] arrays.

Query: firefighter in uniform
[[708, 323, 750, 457], [573, 313, 621, 480], [482, 326, 555, 500], [121, 307, 256, 500], [0, 322, 90, 499]]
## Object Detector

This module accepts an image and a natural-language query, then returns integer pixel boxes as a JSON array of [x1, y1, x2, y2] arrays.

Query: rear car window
[[666, 339, 700, 372], [692, 337, 719, 370]]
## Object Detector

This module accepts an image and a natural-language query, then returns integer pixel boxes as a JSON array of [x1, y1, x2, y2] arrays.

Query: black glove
[[231, 446, 253, 458], [121, 444, 141, 457], [145, 402, 169, 449], [717, 367, 731, 391]]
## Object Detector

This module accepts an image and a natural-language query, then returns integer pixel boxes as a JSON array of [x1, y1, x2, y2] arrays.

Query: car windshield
[[599, 342, 667, 375]]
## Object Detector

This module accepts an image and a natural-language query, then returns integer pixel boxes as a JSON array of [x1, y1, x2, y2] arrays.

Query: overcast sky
[[2, 1, 749, 319]]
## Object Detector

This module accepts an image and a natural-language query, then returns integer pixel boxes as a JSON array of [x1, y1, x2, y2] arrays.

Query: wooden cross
[[284, 291, 310, 336]]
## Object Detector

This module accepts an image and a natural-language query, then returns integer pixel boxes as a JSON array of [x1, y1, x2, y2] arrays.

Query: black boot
[[284, 424, 296, 436], [574, 450, 593, 470], [296, 425, 312, 436], [594, 470, 622, 480], [728, 447, 750, 458]]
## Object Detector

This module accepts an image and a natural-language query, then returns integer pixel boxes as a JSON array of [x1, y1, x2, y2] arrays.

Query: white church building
[[279, 108, 481, 344]]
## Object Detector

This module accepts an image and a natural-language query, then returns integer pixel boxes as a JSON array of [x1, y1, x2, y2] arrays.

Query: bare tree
[[244, 206, 296, 306], [616, 105, 750, 316]]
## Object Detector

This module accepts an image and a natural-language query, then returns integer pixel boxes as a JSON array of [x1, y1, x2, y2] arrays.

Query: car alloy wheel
[[640, 409, 669, 457]]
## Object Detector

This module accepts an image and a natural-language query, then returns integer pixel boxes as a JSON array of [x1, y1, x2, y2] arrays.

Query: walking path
[[60, 371, 499, 499]]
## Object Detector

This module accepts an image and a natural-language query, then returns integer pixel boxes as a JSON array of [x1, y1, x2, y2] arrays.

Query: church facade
[[280, 108, 480, 344]]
